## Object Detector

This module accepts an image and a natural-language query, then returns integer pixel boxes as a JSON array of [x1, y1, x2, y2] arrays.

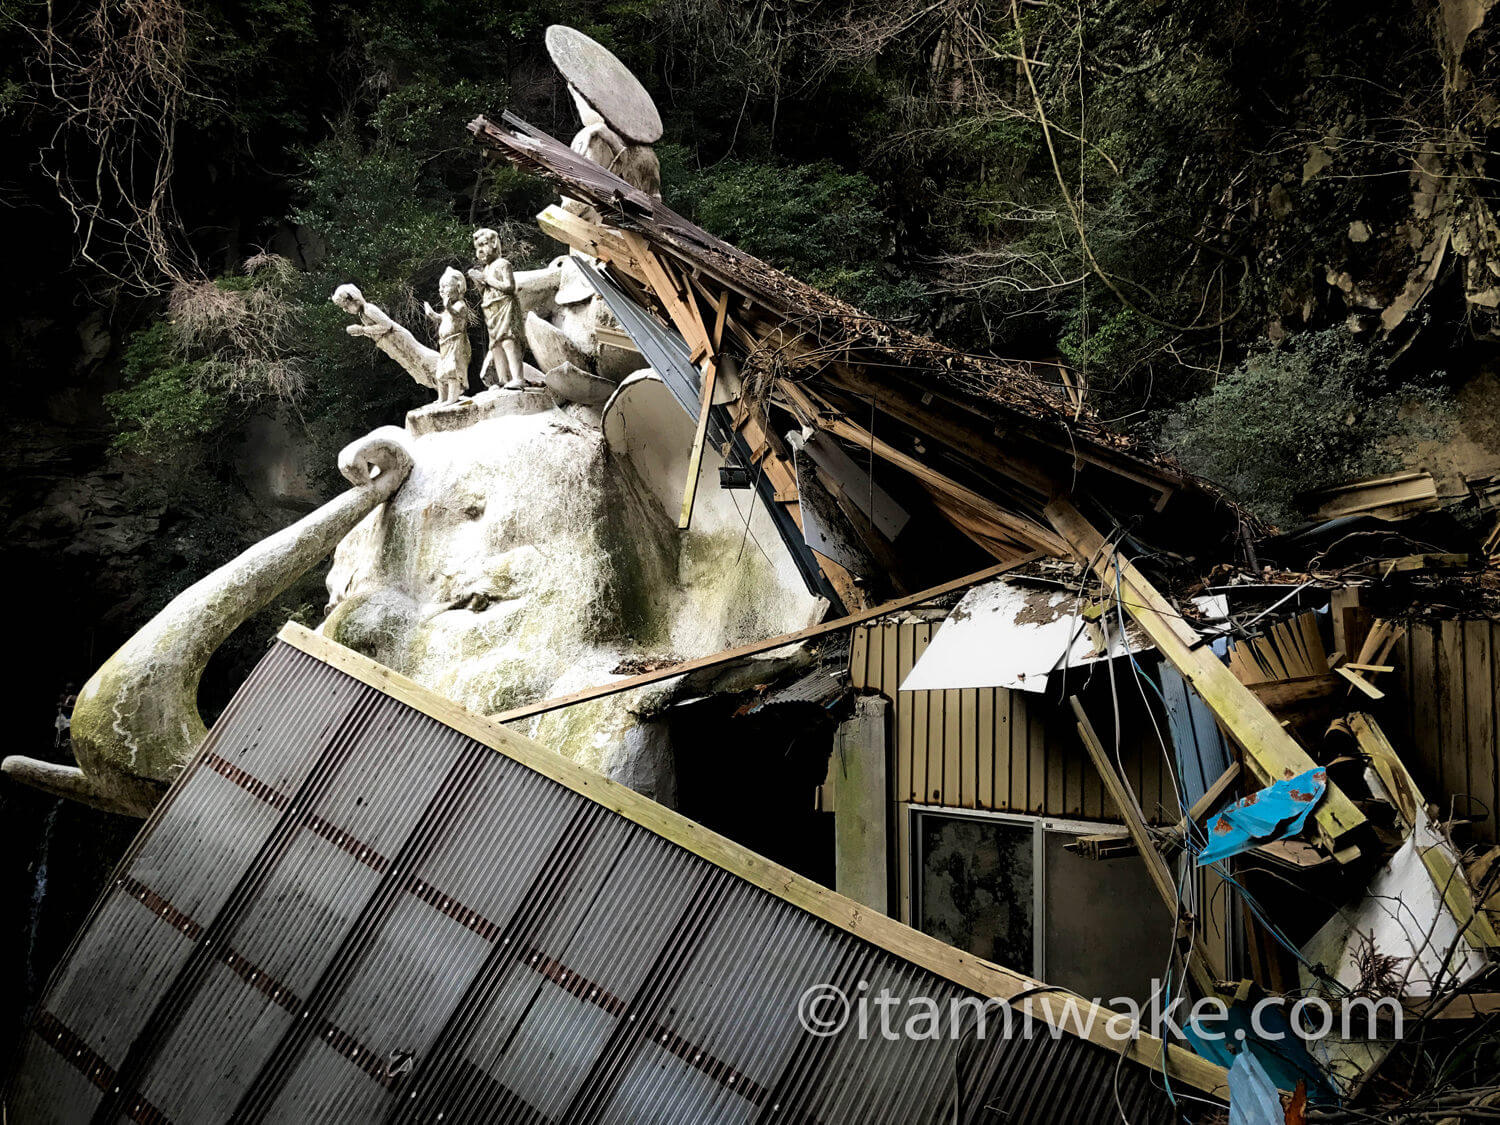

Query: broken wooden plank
[[536, 204, 646, 278], [1228, 612, 1328, 686], [1071, 696, 1218, 994], [1045, 498, 1367, 850], [1335, 665, 1386, 700], [489, 556, 1040, 724], [1177, 762, 1242, 836], [678, 358, 720, 529], [1355, 618, 1406, 666]]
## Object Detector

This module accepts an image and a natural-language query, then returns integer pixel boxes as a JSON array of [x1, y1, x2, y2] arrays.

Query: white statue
[[545, 25, 663, 206], [468, 228, 526, 391], [565, 86, 661, 201], [423, 267, 472, 404], [332, 283, 442, 395]]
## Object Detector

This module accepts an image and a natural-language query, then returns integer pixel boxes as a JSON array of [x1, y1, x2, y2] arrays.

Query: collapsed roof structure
[[11, 31, 1500, 1123]]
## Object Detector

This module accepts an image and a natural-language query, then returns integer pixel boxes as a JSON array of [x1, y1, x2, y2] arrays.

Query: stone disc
[[545, 25, 663, 145]]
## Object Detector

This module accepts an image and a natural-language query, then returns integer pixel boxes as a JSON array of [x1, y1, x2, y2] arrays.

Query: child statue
[[423, 267, 472, 404], [467, 228, 526, 390]]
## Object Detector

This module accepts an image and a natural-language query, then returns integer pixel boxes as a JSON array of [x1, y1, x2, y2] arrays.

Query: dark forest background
[[1, 0, 1497, 1065]]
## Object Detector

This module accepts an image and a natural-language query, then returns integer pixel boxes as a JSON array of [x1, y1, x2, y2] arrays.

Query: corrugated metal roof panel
[[10, 627, 1221, 1123], [748, 664, 846, 712]]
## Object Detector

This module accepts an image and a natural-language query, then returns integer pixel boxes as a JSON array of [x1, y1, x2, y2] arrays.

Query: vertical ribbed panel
[[848, 622, 1178, 822], [10, 639, 1181, 1125], [1393, 618, 1500, 845]]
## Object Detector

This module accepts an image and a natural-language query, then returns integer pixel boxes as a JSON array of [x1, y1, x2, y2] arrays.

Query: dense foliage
[[0, 0, 1489, 644]]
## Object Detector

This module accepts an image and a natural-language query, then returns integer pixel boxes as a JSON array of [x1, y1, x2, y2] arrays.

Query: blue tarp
[[1185, 1004, 1335, 1106], [1197, 766, 1327, 865]]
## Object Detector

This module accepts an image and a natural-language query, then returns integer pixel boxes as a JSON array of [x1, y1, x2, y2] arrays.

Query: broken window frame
[[907, 803, 1175, 984]]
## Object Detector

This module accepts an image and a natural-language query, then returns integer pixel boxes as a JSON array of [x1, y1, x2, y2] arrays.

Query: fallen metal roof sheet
[[747, 663, 847, 713], [11, 624, 1225, 1122], [899, 577, 1152, 693], [580, 257, 703, 422]]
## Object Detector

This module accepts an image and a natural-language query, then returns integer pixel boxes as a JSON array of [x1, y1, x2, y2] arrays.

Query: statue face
[[331, 284, 362, 314], [473, 230, 500, 263], [439, 269, 464, 302]]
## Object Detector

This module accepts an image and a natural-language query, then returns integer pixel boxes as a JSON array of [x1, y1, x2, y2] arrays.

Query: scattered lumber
[[1228, 611, 1329, 685], [1045, 498, 1367, 851], [779, 380, 1066, 559]]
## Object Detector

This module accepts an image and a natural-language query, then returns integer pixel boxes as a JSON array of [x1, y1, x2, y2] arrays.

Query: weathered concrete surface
[[322, 383, 822, 802]]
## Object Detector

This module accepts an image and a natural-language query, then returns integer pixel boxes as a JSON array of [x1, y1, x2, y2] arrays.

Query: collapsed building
[[8, 26, 1500, 1125]]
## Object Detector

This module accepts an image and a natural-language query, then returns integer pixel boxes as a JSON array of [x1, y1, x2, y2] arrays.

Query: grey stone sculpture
[[0, 428, 414, 816], [333, 283, 441, 393], [423, 267, 473, 404], [468, 228, 526, 390]]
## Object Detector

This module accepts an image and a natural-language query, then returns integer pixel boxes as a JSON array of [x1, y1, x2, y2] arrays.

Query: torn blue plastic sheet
[[1196, 766, 1327, 865], [1185, 1004, 1335, 1105], [1226, 1049, 1284, 1125]]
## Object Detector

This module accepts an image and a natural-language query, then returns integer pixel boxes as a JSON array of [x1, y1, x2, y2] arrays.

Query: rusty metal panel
[[12, 637, 1181, 1125]]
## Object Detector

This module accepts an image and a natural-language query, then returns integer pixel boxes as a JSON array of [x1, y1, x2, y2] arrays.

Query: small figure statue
[[468, 228, 526, 391], [423, 267, 472, 404], [332, 283, 442, 396]]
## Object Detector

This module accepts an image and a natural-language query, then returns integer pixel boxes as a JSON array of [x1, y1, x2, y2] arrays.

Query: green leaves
[[1161, 330, 1455, 527]]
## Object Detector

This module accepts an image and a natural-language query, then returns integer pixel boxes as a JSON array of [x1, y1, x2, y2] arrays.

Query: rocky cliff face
[[320, 384, 823, 803]]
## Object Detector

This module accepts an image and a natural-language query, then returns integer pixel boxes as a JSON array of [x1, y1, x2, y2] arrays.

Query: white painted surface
[[899, 579, 1151, 693]]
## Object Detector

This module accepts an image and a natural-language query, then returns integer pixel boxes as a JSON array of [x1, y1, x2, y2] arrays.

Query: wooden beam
[[678, 357, 720, 529], [1045, 498, 1367, 850], [1249, 674, 1342, 710], [1335, 665, 1385, 700], [275, 620, 1227, 1098], [1181, 762, 1242, 830], [536, 205, 645, 279], [488, 556, 1041, 723], [779, 381, 1068, 557], [1071, 696, 1218, 995]]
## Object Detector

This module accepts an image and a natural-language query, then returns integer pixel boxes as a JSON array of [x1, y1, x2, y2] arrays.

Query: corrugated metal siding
[[1392, 618, 1500, 845], [10, 639, 1181, 1125], [850, 621, 1180, 822]]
